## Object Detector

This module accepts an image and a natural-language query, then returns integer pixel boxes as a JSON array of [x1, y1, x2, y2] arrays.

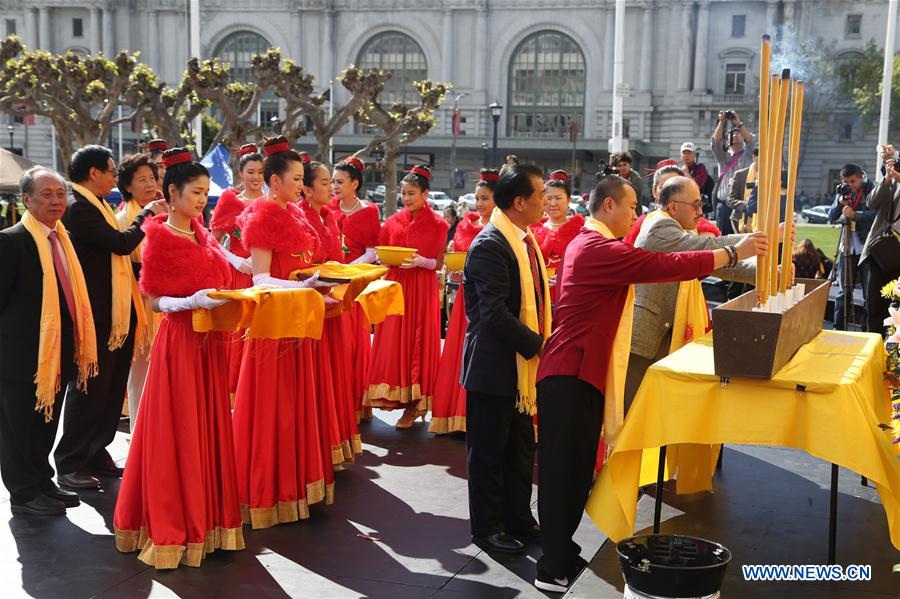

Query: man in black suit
[[461, 164, 547, 554], [56, 146, 164, 489], [0, 167, 83, 516]]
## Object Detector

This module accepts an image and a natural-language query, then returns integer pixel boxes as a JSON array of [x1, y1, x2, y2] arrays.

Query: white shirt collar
[[37, 220, 58, 237], [514, 225, 528, 242]]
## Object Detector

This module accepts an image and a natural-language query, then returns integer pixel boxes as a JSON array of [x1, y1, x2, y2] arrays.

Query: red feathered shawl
[[139, 215, 232, 298], [237, 199, 318, 258], [209, 188, 252, 257], [529, 214, 585, 267], [452, 211, 486, 252], [379, 205, 449, 259], [299, 199, 343, 263], [328, 197, 381, 263]]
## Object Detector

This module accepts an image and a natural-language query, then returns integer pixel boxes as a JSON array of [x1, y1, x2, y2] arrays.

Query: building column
[[102, 5, 114, 56], [692, 0, 709, 92], [322, 10, 334, 82], [677, 2, 694, 91], [766, 0, 780, 35], [25, 8, 37, 48], [89, 7, 100, 54], [37, 6, 50, 51], [475, 8, 488, 101], [639, 2, 654, 91], [441, 9, 453, 84], [147, 9, 158, 69], [292, 7, 302, 60], [783, 0, 796, 33], [603, 6, 614, 90]]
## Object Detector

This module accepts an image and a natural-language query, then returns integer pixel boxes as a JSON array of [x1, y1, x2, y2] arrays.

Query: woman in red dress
[[365, 165, 449, 429], [329, 157, 381, 421], [430, 169, 498, 434], [209, 143, 265, 394], [231, 136, 334, 529], [114, 148, 243, 569], [300, 158, 361, 473], [530, 170, 585, 301]]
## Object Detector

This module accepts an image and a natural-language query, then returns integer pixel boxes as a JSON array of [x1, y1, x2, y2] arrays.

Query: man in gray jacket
[[625, 176, 766, 410]]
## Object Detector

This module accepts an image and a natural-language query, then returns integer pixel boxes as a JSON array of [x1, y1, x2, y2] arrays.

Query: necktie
[[49, 231, 78, 336], [526, 239, 545, 336]]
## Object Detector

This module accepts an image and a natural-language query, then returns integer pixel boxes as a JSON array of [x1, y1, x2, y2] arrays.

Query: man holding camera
[[861, 151, 900, 335], [711, 110, 755, 236], [828, 164, 875, 330]]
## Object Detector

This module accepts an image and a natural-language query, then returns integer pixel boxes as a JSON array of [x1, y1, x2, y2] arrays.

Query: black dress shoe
[[58, 472, 100, 489], [11, 494, 66, 517], [473, 532, 524, 554], [84, 458, 124, 478], [509, 524, 541, 542], [43, 484, 80, 508]]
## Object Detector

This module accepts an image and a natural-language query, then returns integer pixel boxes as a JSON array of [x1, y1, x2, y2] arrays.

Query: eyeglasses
[[673, 199, 703, 212]]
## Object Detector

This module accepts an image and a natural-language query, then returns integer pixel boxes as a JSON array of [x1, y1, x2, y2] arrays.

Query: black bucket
[[617, 534, 731, 598]]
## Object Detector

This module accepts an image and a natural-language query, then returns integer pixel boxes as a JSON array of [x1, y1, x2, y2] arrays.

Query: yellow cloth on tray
[[192, 287, 325, 340], [292, 262, 389, 318], [353, 279, 405, 325], [586, 330, 900, 550]]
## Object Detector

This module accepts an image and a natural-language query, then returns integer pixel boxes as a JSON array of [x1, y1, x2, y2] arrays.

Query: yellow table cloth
[[192, 287, 325, 340], [586, 330, 900, 550]]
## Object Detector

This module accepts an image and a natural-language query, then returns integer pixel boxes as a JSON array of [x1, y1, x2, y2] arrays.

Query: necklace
[[165, 221, 195, 236], [546, 218, 567, 230], [340, 198, 362, 214]]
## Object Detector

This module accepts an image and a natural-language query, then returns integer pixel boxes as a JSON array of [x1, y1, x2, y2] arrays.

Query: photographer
[[828, 163, 875, 330], [861, 158, 900, 336], [610, 151, 645, 214], [711, 110, 755, 236]]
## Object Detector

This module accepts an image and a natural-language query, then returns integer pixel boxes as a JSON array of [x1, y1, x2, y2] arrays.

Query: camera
[[596, 161, 619, 179], [835, 182, 852, 196], [723, 110, 736, 121]]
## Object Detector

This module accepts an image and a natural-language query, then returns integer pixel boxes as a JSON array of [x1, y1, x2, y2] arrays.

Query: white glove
[[349, 247, 377, 265], [400, 254, 436, 270], [252, 270, 337, 290], [222, 247, 253, 274], [158, 289, 228, 312]]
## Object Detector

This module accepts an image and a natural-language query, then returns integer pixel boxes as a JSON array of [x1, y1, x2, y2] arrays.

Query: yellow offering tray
[[194, 286, 325, 340], [375, 246, 417, 266], [292, 262, 389, 318], [444, 251, 467, 272]]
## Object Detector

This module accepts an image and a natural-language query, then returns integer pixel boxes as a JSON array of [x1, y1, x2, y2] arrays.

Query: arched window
[[357, 32, 428, 106], [508, 31, 585, 138], [213, 31, 278, 129]]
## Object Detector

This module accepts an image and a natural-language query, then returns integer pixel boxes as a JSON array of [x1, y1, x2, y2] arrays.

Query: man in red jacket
[[532, 175, 767, 593]]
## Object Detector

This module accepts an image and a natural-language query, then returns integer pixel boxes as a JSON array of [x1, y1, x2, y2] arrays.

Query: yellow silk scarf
[[116, 200, 161, 351], [638, 210, 710, 353], [21, 212, 98, 420], [583, 218, 630, 449], [741, 162, 758, 233], [489, 208, 552, 415], [117, 199, 145, 262], [71, 183, 148, 352]]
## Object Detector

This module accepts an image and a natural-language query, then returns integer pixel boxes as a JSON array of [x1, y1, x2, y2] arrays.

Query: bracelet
[[724, 245, 737, 268]]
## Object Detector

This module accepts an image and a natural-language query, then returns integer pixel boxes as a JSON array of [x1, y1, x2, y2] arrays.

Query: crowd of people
[[0, 121, 897, 592]]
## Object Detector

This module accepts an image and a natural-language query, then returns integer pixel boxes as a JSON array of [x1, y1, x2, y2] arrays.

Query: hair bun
[[162, 147, 193, 169], [239, 143, 258, 157], [263, 136, 292, 157], [547, 170, 569, 183], [409, 165, 431, 181], [147, 139, 169, 153], [299, 151, 312, 164]]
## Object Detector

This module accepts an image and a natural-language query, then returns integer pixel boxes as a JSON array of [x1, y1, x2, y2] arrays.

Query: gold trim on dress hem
[[364, 383, 431, 412], [428, 415, 466, 434], [115, 526, 244, 569]]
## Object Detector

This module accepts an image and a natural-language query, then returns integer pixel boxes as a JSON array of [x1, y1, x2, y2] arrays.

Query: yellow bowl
[[444, 251, 467, 271], [375, 246, 418, 267]]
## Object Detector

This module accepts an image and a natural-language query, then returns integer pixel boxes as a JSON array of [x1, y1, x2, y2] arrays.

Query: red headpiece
[[656, 159, 678, 169], [162, 148, 193, 169], [340, 156, 364, 173], [147, 139, 169, 153], [408, 165, 431, 181], [239, 143, 258, 157], [263, 139, 292, 156], [299, 151, 312, 164], [547, 170, 569, 183], [479, 172, 500, 183]]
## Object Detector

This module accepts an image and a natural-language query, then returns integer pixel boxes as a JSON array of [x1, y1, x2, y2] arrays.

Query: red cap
[[239, 143, 258, 157], [547, 170, 568, 182], [340, 156, 364, 173], [299, 151, 312, 164], [147, 139, 169, 153], [479, 172, 500, 182], [162, 148, 193, 169], [408, 165, 431, 181], [263, 139, 292, 156]]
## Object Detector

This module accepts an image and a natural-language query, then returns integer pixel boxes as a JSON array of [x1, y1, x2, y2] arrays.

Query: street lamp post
[[481, 142, 488, 168], [488, 100, 503, 167], [6, 125, 13, 151]]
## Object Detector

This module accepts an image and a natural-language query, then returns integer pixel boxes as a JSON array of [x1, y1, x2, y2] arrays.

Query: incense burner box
[[711, 278, 830, 379]]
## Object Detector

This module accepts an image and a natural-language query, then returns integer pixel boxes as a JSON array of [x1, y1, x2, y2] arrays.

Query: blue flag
[[200, 143, 233, 197]]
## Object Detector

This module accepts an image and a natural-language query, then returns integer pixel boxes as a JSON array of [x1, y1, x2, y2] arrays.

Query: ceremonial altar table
[[586, 330, 900, 563]]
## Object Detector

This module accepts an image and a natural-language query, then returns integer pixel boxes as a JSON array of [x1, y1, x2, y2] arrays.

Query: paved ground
[[0, 411, 896, 598]]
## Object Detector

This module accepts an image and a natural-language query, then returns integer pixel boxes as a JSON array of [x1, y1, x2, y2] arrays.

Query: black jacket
[[460, 223, 544, 397], [0, 223, 74, 382], [61, 189, 150, 327]]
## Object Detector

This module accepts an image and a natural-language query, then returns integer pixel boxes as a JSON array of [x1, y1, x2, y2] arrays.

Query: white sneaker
[[534, 575, 570, 593]]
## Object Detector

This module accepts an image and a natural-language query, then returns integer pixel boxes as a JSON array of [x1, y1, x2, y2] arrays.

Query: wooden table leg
[[653, 445, 667, 534], [828, 463, 838, 565]]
